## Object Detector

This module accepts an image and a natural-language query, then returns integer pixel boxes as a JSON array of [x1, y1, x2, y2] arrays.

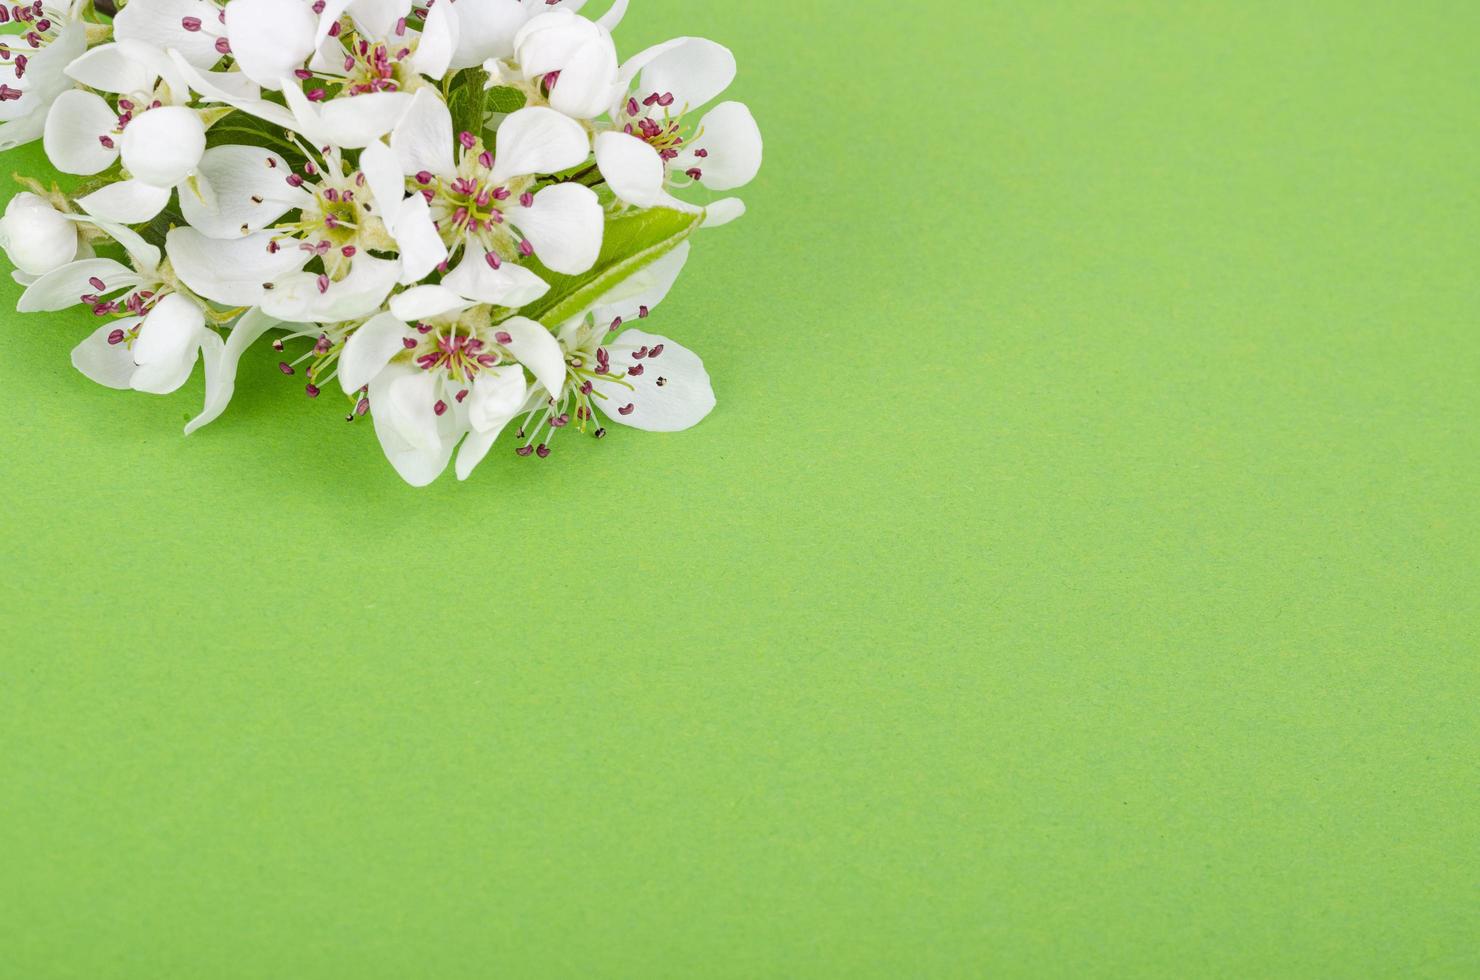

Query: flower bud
[[514, 11, 620, 119], [0, 192, 80, 276]]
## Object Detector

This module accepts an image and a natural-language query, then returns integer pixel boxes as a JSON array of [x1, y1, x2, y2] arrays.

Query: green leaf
[[485, 85, 527, 115], [447, 67, 491, 138], [510, 207, 703, 328], [205, 111, 309, 172], [70, 159, 126, 199], [448, 69, 528, 138], [139, 200, 186, 252]]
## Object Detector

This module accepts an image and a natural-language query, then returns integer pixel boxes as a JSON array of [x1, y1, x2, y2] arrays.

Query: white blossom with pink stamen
[[0, 0, 761, 485], [0, 0, 88, 151]]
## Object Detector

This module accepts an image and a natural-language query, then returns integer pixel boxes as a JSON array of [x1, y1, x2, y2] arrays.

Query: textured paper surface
[[1, 1, 1476, 975]]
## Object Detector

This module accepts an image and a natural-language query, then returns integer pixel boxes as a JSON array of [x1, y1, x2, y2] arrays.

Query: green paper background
[[2, 1, 1477, 975]]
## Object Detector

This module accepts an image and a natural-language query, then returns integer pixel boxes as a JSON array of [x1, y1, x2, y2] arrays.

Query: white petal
[[71, 319, 142, 389], [0, 112, 48, 154], [548, 50, 619, 120], [261, 254, 401, 323], [18, 258, 139, 313], [385, 367, 442, 452], [683, 101, 762, 191], [594, 130, 664, 207], [590, 241, 689, 326], [637, 37, 736, 113], [453, 426, 500, 481], [391, 194, 448, 283], [43, 90, 119, 176], [194, 68, 262, 101], [166, 227, 312, 306], [410, 0, 456, 79], [324, 92, 415, 146], [513, 182, 602, 275], [7, 20, 86, 107], [389, 87, 456, 177], [168, 50, 300, 130], [455, 364, 526, 480], [372, 417, 456, 486], [114, 0, 222, 69], [449, 0, 528, 68], [657, 191, 702, 215], [613, 40, 682, 105], [284, 85, 413, 148], [64, 41, 160, 94], [120, 107, 206, 187], [76, 179, 172, 224], [467, 363, 527, 433], [178, 145, 311, 237], [59, 213, 162, 272], [339, 310, 412, 394], [593, 329, 714, 432], [515, 9, 612, 71], [225, 0, 318, 89], [186, 307, 278, 433], [368, 362, 455, 486], [359, 139, 407, 231], [192, 331, 225, 421], [511, 9, 575, 63], [313, 0, 355, 47], [131, 294, 206, 394], [349, 0, 412, 40], [277, 80, 327, 143], [441, 248, 549, 308], [489, 106, 590, 184], [495, 315, 564, 397], [702, 197, 746, 227], [0, 25, 81, 145], [595, 0, 628, 31], [389, 284, 471, 322]]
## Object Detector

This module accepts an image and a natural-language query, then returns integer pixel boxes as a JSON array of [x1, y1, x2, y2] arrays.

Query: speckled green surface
[[1, 1, 1476, 975]]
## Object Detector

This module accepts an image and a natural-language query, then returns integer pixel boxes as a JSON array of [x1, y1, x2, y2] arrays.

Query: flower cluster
[[0, 0, 761, 484]]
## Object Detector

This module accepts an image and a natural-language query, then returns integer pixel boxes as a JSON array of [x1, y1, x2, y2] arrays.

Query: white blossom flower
[[333, 308, 565, 485], [0, 0, 88, 150], [515, 241, 713, 456], [179, 0, 468, 148], [0, 190, 83, 279], [69, 292, 222, 395], [0, 0, 754, 484], [166, 142, 412, 312], [594, 36, 761, 224], [155, 0, 438, 149], [338, 238, 709, 484], [41, 41, 218, 223], [12, 228, 268, 426], [164, 225, 312, 308], [382, 88, 602, 301]]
